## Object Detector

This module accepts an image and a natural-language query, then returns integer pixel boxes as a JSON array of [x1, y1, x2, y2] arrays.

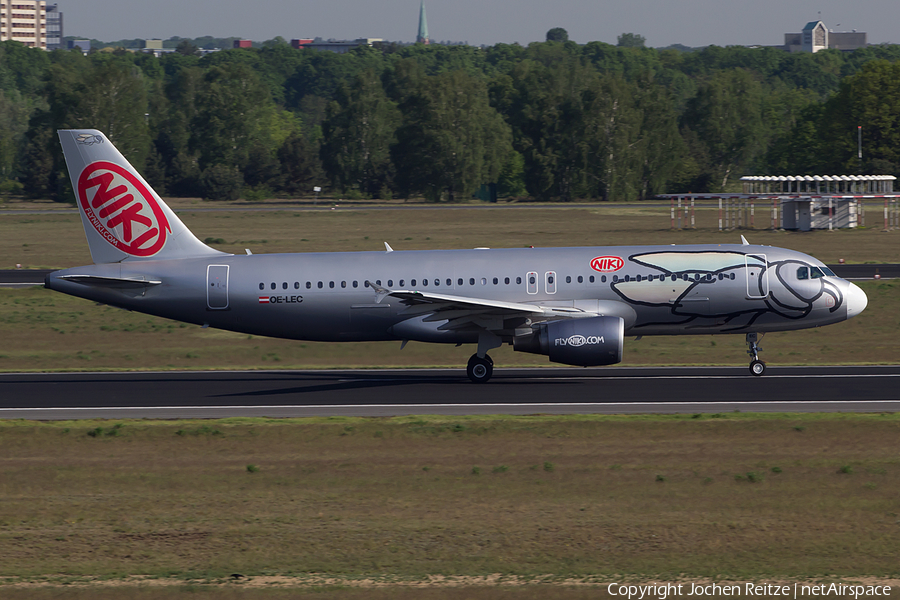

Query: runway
[[1, 366, 898, 420]]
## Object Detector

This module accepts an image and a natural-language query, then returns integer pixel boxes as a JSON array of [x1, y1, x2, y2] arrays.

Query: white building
[[0, 0, 47, 49]]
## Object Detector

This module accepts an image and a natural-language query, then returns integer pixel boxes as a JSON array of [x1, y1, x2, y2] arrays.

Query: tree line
[[2, 37, 900, 203]]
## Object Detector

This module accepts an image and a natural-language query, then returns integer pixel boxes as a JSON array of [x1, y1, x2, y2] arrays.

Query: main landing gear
[[746, 332, 766, 376], [467, 354, 493, 383]]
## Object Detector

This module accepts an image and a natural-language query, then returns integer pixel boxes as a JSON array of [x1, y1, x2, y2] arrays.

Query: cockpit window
[[810, 267, 825, 279], [796, 267, 809, 280], [821, 267, 835, 277]]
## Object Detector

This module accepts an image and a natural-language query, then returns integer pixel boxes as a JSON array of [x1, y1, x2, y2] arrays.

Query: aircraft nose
[[845, 282, 868, 319]]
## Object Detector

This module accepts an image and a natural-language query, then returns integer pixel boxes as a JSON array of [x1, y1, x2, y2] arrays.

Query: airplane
[[45, 129, 868, 383]]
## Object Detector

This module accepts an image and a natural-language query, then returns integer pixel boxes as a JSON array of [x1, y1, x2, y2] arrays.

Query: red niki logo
[[77, 161, 170, 257], [590, 256, 624, 272]]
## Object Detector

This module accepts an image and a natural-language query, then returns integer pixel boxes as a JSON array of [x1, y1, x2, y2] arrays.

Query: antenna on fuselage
[[741, 235, 749, 245]]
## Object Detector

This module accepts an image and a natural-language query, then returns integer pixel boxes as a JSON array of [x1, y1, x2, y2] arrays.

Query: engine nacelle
[[513, 316, 624, 367]]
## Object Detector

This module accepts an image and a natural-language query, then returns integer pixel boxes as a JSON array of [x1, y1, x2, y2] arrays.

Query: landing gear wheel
[[749, 359, 766, 377], [467, 354, 493, 383]]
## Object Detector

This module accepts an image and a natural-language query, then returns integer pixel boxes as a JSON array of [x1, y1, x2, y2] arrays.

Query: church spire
[[416, 0, 430, 44]]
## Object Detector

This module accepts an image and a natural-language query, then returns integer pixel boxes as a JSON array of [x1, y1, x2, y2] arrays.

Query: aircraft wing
[[365, 280, 596, 333]]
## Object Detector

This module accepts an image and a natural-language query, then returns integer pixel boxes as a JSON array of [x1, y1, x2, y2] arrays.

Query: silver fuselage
[[45, 243, 864, 345]]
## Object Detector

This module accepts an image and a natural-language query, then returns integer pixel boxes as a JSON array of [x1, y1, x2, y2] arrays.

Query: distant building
[[304, 38, 382, 54], [291, 38, 313, 49], [142, 39, 167, 57], [67, 39, 89, 53], [416, 0, 429, 45], [0, 0, 47, 49], [233, 39, 252, 49], [45, 3, 61, 49], [784, 20, 867, 53]]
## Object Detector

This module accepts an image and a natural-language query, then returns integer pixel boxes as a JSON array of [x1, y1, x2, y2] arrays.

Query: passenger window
[[545, 271, 557, 294], [435, 279, 440, 286], [470, 278, 475, 285], [797, 267, 809, 280], [730, 273, 735, 280], [613, 275, 618, 283], [376, 280, 381, 286], [493, 277, 498, 285], [364, 281, 370, 288], [353, 281, 358, 288], [566, 276, 571, 284], [412, 279, 417, 286], [317, 281, 323, 289], [602, 275, 607, 283], [577, 275, 583, 283], [517, 277, 522, 284], [259, 283, 264, 290], [282, 282, 288, 290], [306, 281, 311, 289], [341, 281, 346, 288], [400, 279, 405, 287], [505, 277, 510, 284], [422, 279, 428, 287], [329, 281, 334, 288], [481, 278, 487, 285], [446, 279, 452, 286], [271, 282, 276, 290], [458, 278, 464, 286], [589, 275, 595, 283], [294, 282, 300, 289], [388, 280, 393, 287]]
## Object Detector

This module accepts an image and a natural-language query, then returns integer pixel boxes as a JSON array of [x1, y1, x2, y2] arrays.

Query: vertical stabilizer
[[58, 129, 226, 264]]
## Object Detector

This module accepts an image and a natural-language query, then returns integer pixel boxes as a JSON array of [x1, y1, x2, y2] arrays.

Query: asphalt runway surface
[[1, 366, 898, 420]]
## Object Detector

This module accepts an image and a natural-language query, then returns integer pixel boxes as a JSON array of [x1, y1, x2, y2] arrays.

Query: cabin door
[[207, 265, 229, 310]]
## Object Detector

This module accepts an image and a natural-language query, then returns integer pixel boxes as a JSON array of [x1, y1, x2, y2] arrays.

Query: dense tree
[[546, 28, 569, 43], [680, 69, 766, 190], [617, 33, 646, 48], [320, 70, 400, 197], [392, 69, 512, 202], [3, 36, 900, 202]]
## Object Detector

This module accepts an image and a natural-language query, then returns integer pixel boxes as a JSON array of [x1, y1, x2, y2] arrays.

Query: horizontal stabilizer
[[58, 274, 162, 288]]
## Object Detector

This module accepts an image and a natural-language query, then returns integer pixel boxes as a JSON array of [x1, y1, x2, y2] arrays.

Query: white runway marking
[[3, 399, 900, 413]]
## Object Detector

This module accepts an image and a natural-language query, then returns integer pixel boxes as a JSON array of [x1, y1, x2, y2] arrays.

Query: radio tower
[[416, 0, 430, 44]]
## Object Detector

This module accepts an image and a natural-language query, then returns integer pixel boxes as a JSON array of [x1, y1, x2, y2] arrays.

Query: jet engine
[[513, 316, 624, 366]]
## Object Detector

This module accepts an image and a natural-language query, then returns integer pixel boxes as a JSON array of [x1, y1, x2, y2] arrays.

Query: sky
[[65, 0, 900, 48]]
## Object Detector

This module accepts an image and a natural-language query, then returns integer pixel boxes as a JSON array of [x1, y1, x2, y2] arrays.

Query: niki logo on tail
[[77, 161, 171, 257]]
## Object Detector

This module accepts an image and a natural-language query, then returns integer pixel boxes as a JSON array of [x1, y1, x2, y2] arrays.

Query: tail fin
[[58, 129, 225, 264]]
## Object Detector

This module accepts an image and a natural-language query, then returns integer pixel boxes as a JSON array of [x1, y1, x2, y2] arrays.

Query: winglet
[[741, 235, 749, 245], [384, 242, 393, 253], [365, 280, 392, 303]]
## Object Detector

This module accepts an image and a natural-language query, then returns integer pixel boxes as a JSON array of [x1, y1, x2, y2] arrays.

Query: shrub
[[246, 464, 260, 473], [471, 466, 481, 475], [543, 461, 554, 472]]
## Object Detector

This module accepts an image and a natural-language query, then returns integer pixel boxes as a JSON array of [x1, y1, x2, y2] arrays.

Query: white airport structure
[[660, 174, 899, 232]]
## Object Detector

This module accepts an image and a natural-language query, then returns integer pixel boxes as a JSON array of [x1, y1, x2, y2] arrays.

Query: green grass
[[2, 199, 899, 270], [0, 414, 898, 589]]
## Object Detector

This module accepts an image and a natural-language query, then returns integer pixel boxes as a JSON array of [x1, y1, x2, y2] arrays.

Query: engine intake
[[513, 316, 624, 367]]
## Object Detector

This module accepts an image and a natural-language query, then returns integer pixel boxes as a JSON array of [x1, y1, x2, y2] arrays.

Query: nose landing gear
[[746, 332, 766, 376]]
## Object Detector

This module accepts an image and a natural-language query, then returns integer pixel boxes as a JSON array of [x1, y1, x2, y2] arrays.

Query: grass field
[[2, 199, 900, 270], [0, 201, 898, 372], [0, 414, 898, 594]]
